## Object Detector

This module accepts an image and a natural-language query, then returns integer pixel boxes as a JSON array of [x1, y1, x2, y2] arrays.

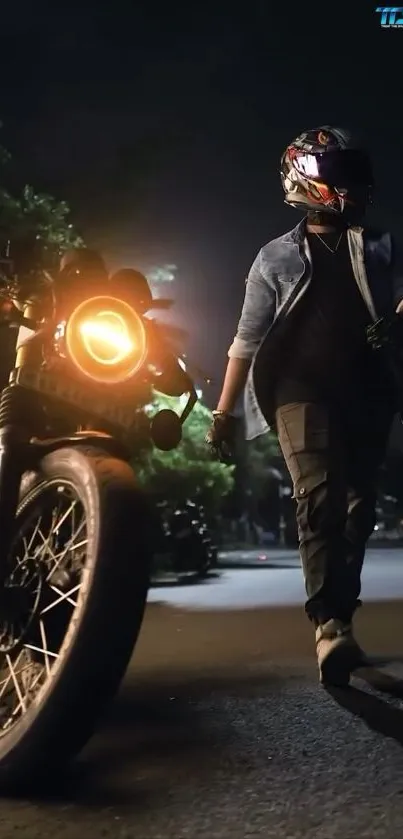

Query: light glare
[[295, 154, 319, 178], [64, 295, 147, 383], [79, 310, 134, 365]]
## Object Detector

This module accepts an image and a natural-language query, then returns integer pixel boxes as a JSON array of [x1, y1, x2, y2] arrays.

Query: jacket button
[[299, 487, 306, 496]]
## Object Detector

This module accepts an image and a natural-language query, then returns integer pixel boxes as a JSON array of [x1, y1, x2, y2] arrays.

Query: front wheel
[[0, 445, 151, 791]]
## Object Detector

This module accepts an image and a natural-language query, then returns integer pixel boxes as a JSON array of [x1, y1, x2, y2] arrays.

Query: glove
[[205, 411, 238, 462], [367, 315, 403, 350]]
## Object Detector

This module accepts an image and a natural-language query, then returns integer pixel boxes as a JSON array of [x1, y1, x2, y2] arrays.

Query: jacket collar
[[281, 215, 364, 245], [282, 217, 306, 244]]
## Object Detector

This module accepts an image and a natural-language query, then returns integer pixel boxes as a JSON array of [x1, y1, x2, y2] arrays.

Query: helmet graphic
[[280, 126, 374, 217]]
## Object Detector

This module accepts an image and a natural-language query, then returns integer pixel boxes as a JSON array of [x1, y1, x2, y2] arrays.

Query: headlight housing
[[64, 296, 147, 384]]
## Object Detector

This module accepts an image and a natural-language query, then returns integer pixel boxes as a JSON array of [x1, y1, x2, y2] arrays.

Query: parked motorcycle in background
[[197, 501, 218, 570], [153, 499, 217, 580]]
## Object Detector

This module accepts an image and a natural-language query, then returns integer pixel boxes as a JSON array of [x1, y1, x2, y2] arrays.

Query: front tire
[[0, 445, 151, 791]]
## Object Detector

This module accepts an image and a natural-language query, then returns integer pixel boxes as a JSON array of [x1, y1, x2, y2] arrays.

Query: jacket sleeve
[[392, 236, 403, 310], [228, 250, 276, 360]]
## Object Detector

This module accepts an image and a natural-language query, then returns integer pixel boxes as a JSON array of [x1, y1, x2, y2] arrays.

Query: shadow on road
[[23, 663, 403, 811], [14, 598, 403, 811], [23, 670, 284, 809], [327, 670, 403, 746], [217, 561, 299, 570], [358, 662, 403, 699], [151, 571, 222, 588]]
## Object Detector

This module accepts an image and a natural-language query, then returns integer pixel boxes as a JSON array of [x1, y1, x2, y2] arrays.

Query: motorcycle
[[195, 502, 218, 571], [153, 499, 216, 580], [0, 267, 197, 790]]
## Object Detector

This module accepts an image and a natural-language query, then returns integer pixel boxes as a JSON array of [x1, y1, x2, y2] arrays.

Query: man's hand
[[367, 317, 392, 349], [367, 313, 403, 350], [205, 411, 238, 462]]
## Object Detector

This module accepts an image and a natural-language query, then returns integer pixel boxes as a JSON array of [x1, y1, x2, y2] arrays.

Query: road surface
[[149, 547, 403, 608], [1, 548, 403, 838]]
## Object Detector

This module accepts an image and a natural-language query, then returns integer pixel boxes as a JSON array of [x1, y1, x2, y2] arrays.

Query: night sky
[[0, 2, 401, 402]]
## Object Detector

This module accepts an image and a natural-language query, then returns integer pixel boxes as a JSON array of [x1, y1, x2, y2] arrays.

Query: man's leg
[[342, 406, 395, 620], [275, 402, 364, 685], [276, 402, 348, 621]]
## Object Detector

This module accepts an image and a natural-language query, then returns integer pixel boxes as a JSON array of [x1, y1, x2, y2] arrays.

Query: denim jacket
[[228, 218, 403, 440]]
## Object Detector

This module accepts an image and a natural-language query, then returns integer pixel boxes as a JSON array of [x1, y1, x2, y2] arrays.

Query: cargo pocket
[[294, 467, 329, 539], [276, 403, 330, 500]]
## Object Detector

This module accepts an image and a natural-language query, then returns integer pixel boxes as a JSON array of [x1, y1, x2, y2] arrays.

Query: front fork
[[0, 386, 31, 578]]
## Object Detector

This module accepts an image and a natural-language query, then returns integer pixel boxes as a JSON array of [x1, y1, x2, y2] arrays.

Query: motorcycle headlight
[[65, 296, 147, 384]]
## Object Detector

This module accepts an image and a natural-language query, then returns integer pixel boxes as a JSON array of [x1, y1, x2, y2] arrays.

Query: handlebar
[[0, 306, 38, 331], [179, 385, 198, 425]]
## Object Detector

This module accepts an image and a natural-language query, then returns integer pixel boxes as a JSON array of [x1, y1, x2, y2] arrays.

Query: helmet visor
[[295, 149, 373, 189]]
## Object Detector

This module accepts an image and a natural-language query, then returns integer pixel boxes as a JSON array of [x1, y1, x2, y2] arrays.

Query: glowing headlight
[[65, 296, 147, 383]]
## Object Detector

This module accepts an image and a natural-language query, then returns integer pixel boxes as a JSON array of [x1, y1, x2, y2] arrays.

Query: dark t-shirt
[[274, 230, 395, 409]]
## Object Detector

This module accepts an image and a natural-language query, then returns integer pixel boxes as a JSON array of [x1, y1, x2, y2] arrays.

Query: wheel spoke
[[5, 664, 45, 726], [40, 583, 81, 614], [39, 620, 52, 676], [0, 480, 88, 734], [45, 526, 87, 582], [5, 654, 27, 713], [24, 643, 59, 660], [25, 516, 43, 552], [0, 649, 26, 697], [0, 662, 33, 697], [53, 500, 78, 534]]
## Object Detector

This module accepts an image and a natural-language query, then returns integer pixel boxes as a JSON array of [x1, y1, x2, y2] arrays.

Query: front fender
[[27, 430, 131, 465]]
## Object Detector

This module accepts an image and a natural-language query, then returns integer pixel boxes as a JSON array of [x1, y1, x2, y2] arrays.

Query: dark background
[[0, 1, 401, 401]]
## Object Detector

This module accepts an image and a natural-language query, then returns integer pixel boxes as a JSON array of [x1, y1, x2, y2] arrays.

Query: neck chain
[[314, 230, 343, 254]]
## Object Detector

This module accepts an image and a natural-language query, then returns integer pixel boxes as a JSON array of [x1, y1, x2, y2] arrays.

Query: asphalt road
[[153, 546, 403, 607], [1, 549, 403, 838]]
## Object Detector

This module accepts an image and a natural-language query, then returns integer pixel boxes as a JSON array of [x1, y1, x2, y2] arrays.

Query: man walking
[[207, 126, 403, 686]]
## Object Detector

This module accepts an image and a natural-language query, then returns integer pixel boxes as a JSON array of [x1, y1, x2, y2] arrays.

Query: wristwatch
[[212, 410, 233, 419]]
